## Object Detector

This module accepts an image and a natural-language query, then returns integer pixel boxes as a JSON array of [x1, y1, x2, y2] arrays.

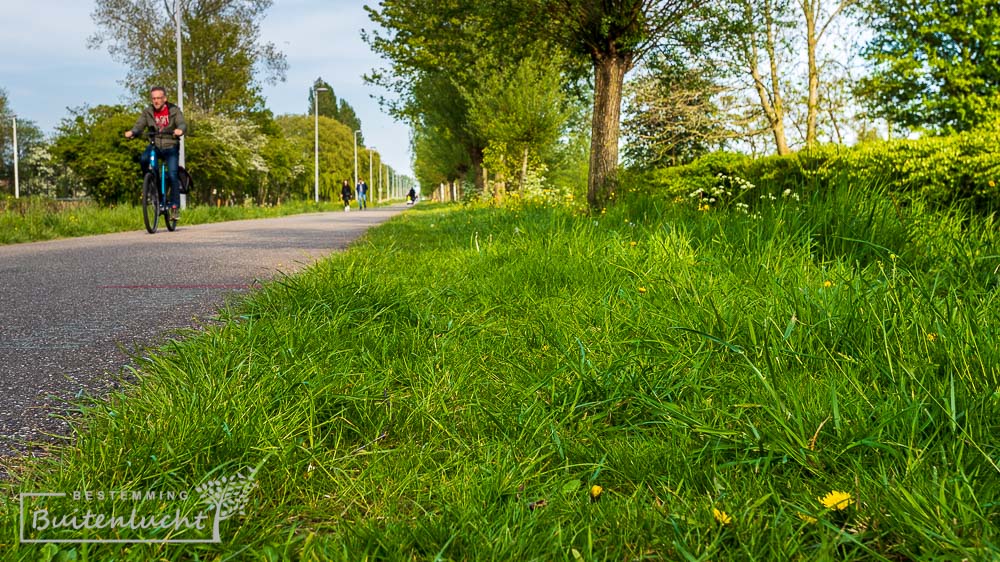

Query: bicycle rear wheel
[[142, 173, 159, 234]]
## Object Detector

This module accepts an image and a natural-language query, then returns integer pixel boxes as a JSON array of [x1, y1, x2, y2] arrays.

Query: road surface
[[0, 205, 404, 469]]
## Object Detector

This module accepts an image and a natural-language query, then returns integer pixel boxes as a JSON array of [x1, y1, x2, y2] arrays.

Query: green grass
[[2, 178, 998, 560], [0, 197, 382, 245]]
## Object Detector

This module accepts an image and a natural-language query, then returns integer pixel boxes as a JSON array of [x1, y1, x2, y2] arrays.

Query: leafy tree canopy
[[857, 0, 1000, 133], [89, 0, 288, 115]]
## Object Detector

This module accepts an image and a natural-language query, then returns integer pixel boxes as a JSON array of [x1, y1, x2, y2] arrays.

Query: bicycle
[[140, 132, 191, 234]]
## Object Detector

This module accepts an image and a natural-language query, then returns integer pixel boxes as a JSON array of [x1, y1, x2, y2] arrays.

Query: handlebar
[[124, 128, 182, 141], [145, 129, 181, 140]]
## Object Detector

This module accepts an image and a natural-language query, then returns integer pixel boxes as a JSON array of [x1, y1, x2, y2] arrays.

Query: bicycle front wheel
[[165, 205, 177, 231], [142, 173, 159, 234]]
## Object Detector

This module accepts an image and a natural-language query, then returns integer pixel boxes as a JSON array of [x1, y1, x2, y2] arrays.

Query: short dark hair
[[150, 86, 167, 97]]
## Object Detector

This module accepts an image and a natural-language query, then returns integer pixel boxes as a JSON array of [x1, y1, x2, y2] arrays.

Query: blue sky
[[0, 0, 413, 176]]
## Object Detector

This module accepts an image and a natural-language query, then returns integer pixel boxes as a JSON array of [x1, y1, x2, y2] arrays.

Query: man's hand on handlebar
[[124, 130, 134, 139]]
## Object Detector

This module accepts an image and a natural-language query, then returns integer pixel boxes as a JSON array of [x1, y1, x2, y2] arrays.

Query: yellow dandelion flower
[[926, 332, 937, 342], [638, 287, 647, 294], [590, 485, 603, 501], [819, 490, 852, 511], [630, 241, 638, 247], [713, 508, 732, 525], [990, 180, 996, 188], [823, 280, 833, 288]]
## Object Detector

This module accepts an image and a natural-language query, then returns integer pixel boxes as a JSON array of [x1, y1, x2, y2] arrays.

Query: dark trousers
[[141, 145, 181, 207]]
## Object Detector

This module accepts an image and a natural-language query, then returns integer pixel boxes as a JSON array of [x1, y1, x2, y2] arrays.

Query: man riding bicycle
[[124, 86, 187, 220]]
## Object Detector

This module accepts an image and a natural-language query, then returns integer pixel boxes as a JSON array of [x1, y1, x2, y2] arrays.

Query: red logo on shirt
[[154, 105, 170, 131]]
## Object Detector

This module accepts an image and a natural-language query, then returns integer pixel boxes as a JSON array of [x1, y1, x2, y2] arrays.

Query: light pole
[[175, 0, 186, 209], [313, 86, 328, 203], [353, 130, 362, 193], [366, 147, 375, 203], [11, 117, 18, 199]]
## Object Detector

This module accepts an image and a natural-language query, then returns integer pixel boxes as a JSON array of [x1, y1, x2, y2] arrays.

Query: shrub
[[643, 130, 1000, 212]]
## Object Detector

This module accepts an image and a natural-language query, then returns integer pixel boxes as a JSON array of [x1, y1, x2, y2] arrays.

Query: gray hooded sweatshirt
[[129, 102, 187, 151]]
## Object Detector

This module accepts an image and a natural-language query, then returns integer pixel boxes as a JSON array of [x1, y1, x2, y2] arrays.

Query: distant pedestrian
[[341, 180, 352, 212], [407, 187, 417, 205], [356, 179, 368, 210]]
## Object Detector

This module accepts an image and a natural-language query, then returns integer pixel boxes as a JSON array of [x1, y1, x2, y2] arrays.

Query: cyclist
[[124, 86, 187, 220]]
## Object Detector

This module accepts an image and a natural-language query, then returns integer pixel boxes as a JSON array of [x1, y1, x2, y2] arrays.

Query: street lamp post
[[313, 86, 328, 203], [366, 147, 375, 202], [175, 0, 185, 209], [12, 117, 18, 199], [353, 130, 362, 193]]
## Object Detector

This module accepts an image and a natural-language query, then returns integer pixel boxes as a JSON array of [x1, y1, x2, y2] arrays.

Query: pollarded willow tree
[[539, 0, 707, 207], [464, 53, 572, 194], [364, 0, 544, 194], [88, 0, 288, 114]]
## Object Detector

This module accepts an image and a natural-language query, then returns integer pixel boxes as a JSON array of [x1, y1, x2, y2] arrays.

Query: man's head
[[150, 87, 167, 110]]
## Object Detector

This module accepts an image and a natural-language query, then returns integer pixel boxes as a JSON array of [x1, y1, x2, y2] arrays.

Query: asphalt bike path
[[0, 205, 405, 467]]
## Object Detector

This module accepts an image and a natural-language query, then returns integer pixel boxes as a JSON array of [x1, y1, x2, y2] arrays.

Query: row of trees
[[5, 1, 995, 207], [366, 0, 1000, 208], [1, 0, 403, 206], [1, 96, 388, 206]]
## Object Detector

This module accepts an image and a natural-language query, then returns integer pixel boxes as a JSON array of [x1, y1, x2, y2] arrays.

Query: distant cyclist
[[124, 86, 187, 220]]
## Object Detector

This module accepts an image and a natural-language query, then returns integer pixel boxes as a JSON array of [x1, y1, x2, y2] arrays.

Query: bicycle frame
[[149, 147, 168, 207], [142, 134, 178, 233]]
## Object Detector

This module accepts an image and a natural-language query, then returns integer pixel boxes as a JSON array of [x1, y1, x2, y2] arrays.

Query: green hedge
[[637, 130, 1000, 211]]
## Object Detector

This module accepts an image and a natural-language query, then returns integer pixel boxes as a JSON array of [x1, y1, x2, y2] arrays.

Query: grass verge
[[0, 197, 386, 245], [2, 180, 998, 560]]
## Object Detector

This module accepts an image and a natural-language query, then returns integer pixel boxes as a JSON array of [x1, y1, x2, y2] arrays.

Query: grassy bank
[[2, 179, 998, 559], [0, 197, 379, 245]]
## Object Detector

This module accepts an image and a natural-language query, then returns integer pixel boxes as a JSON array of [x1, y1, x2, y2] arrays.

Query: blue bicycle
[[141, 133, 191, 233]]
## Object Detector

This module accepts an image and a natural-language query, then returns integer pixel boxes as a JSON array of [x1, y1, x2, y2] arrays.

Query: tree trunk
[[765, 3, 791, 155], [518, 147, 529, 191], [471, 145, 486, 196], [804, 0, 819, 147], [741, 0, 789, 156], [587, 52, 630, 209], [494, 153, 506, 204]]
